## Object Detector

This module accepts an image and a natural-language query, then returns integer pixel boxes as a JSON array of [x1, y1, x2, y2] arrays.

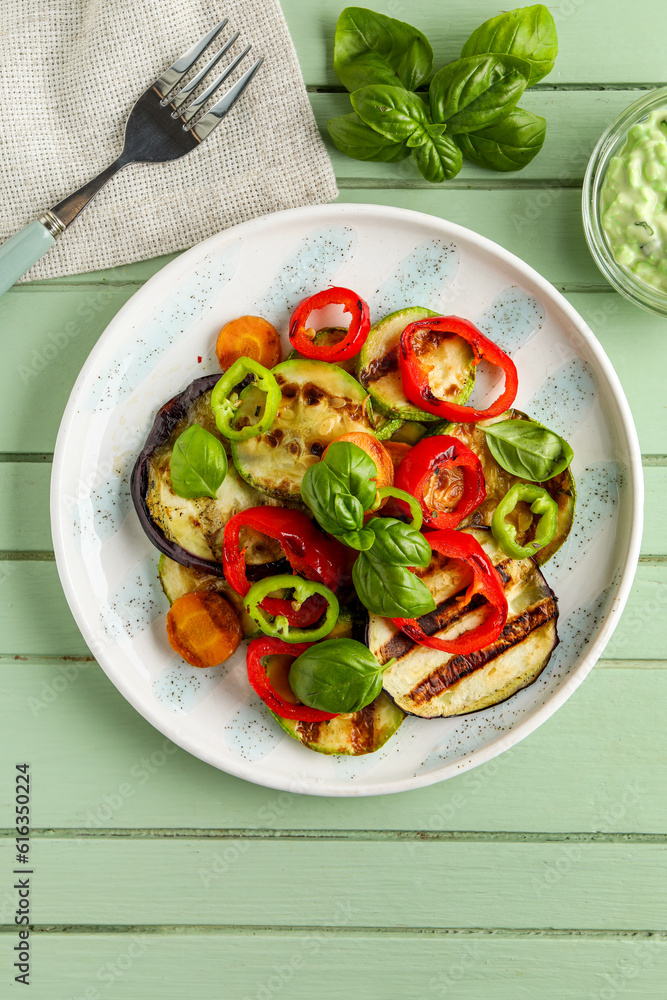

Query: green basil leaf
[[341, 528, 376, 551], [289, 638, 386, 714], [351, 85, 431, 144], [327, 112, 411, 163], [333, 7, 433, 93], [429, 54, 530, 135], [455, 107, 546, 172], [301, 462, 363, 535], [412, 132, 463, 183], [353, 552, 436, 618], [367, 518, 432, 567], [169, 424, 227, 500], [482, 419, 574, 481], [322, 441, 378, 511], [460, 4, 558, 86]]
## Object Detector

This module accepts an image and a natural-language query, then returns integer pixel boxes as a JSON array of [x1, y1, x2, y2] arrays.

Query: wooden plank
[[2, 463, 664, 555], [10, 931, 667, 1000], [0, 835, 665, 928], [0, 464, 52, 551], [0, 661, 665, 833], [282, 0, 667, 88], [314, 90, 640, 185], [0, 561, 663, 658]]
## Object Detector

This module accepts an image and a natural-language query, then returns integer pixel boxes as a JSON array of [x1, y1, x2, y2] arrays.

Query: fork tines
[[154, 18, 263, 142]]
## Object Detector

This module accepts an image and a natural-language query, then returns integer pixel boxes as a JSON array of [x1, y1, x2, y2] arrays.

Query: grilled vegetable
[[166, 591, 243, 668], [158, 554, 260, 639], [215, 315, 281, 372], [357, 307, 476, 421], [370, 527, 558, 718], [394, 434, 486, 529], [399, 315, 517, 421], [288, 286, 370, 362], [433, 410, 575, 563], [287, 329, 358, 374], [132, 375, 287, 577], [274, 692, 404, 755], [231, 359, 374, 500]]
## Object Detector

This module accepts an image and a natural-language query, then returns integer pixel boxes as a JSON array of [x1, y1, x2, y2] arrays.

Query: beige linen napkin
[[0, 0, 338, 280]]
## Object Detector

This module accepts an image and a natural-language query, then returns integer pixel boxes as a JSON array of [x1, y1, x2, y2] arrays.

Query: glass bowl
[[582, 85, 667, 317]]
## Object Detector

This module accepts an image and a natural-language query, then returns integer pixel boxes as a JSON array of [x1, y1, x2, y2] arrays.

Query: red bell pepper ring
[[399, 316, 518, 422], [395, 435, 486, 530], [247, 638, 338, 721], [223, 507, 346, 626], [392, 528, 508, 656], [288, 287, 371, 362]]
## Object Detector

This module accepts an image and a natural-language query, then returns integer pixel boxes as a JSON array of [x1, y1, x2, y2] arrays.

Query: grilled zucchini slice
[[231, 359, 374, 500], [370, 527, 558, 718], [273, 692, 404, 755], [357, 307, 476, 422], [434, 410, 576, 564]]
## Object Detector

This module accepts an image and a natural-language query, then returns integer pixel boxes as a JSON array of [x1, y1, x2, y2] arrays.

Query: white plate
[[51, 204, 643, 797]]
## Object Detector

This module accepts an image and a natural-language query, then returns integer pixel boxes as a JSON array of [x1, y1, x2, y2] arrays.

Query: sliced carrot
[[216, 316, 281, 371], [383, 441, 412, 475], [166, 591, 242, 668]]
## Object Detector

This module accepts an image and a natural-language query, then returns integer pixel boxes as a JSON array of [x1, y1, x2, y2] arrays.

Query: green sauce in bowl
[[601, 109, 667, 292]]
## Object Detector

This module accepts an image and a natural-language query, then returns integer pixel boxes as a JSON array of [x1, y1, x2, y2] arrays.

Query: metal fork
[[0, 19, 263, 296]]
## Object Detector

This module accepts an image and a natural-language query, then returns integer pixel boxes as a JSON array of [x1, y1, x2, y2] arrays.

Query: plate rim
[[50, 202, 644, 797]]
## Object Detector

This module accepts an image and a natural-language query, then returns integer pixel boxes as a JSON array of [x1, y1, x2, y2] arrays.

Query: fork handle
[[0, 217, 61, 296]]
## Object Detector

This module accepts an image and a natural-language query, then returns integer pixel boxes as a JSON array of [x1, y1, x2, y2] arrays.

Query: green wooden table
[[2, 2, 666, 996]]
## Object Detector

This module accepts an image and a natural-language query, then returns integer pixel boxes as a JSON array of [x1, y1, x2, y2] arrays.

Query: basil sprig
[[301, 442, 436, 619], [327, 4, 557, 182], [169, 424, 227, 500], [289, 638, 395, 714], [482, 419, 574, 481]]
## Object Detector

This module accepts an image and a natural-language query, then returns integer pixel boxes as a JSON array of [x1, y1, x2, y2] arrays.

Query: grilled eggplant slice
[[274, 692, 404, 755], [357, 307, 476, 422], [132, 375, 286, 577], [230, 359, 374, 500], [370, 527, 558, 718], [433, 410, 575, 564]]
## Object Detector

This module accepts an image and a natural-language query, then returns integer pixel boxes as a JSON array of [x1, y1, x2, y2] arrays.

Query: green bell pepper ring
[[369, 486, 424, 530], [210, 356, 281, 442], [244, 574, 340, 643], [491, 483, 558, 560]]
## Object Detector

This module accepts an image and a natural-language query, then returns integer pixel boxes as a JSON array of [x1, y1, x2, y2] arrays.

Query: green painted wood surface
[[8, 932, 667, 1000], [1, 1, 666, 995], [1, 836, 666, 928]]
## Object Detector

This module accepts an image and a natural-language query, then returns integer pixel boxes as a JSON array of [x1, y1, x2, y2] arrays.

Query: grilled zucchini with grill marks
[[430, 410, 575, 564], [371, 527, 558, 718], [231, 359, 374, 500], [357, 307, 476, 422], [274, 692, 405, 755]]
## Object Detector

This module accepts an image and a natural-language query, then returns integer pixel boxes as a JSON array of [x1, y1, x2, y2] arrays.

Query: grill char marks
[[376, 559, 513, 664], [408, 597, 558, 705], [359, 347, 398, 385]]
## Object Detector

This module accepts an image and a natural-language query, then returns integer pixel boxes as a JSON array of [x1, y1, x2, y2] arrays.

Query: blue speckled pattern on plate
[[50, 204, 643, 796]]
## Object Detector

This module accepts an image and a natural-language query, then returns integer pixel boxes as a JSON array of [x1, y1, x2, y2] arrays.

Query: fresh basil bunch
[[327, 4, 557, 182]]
